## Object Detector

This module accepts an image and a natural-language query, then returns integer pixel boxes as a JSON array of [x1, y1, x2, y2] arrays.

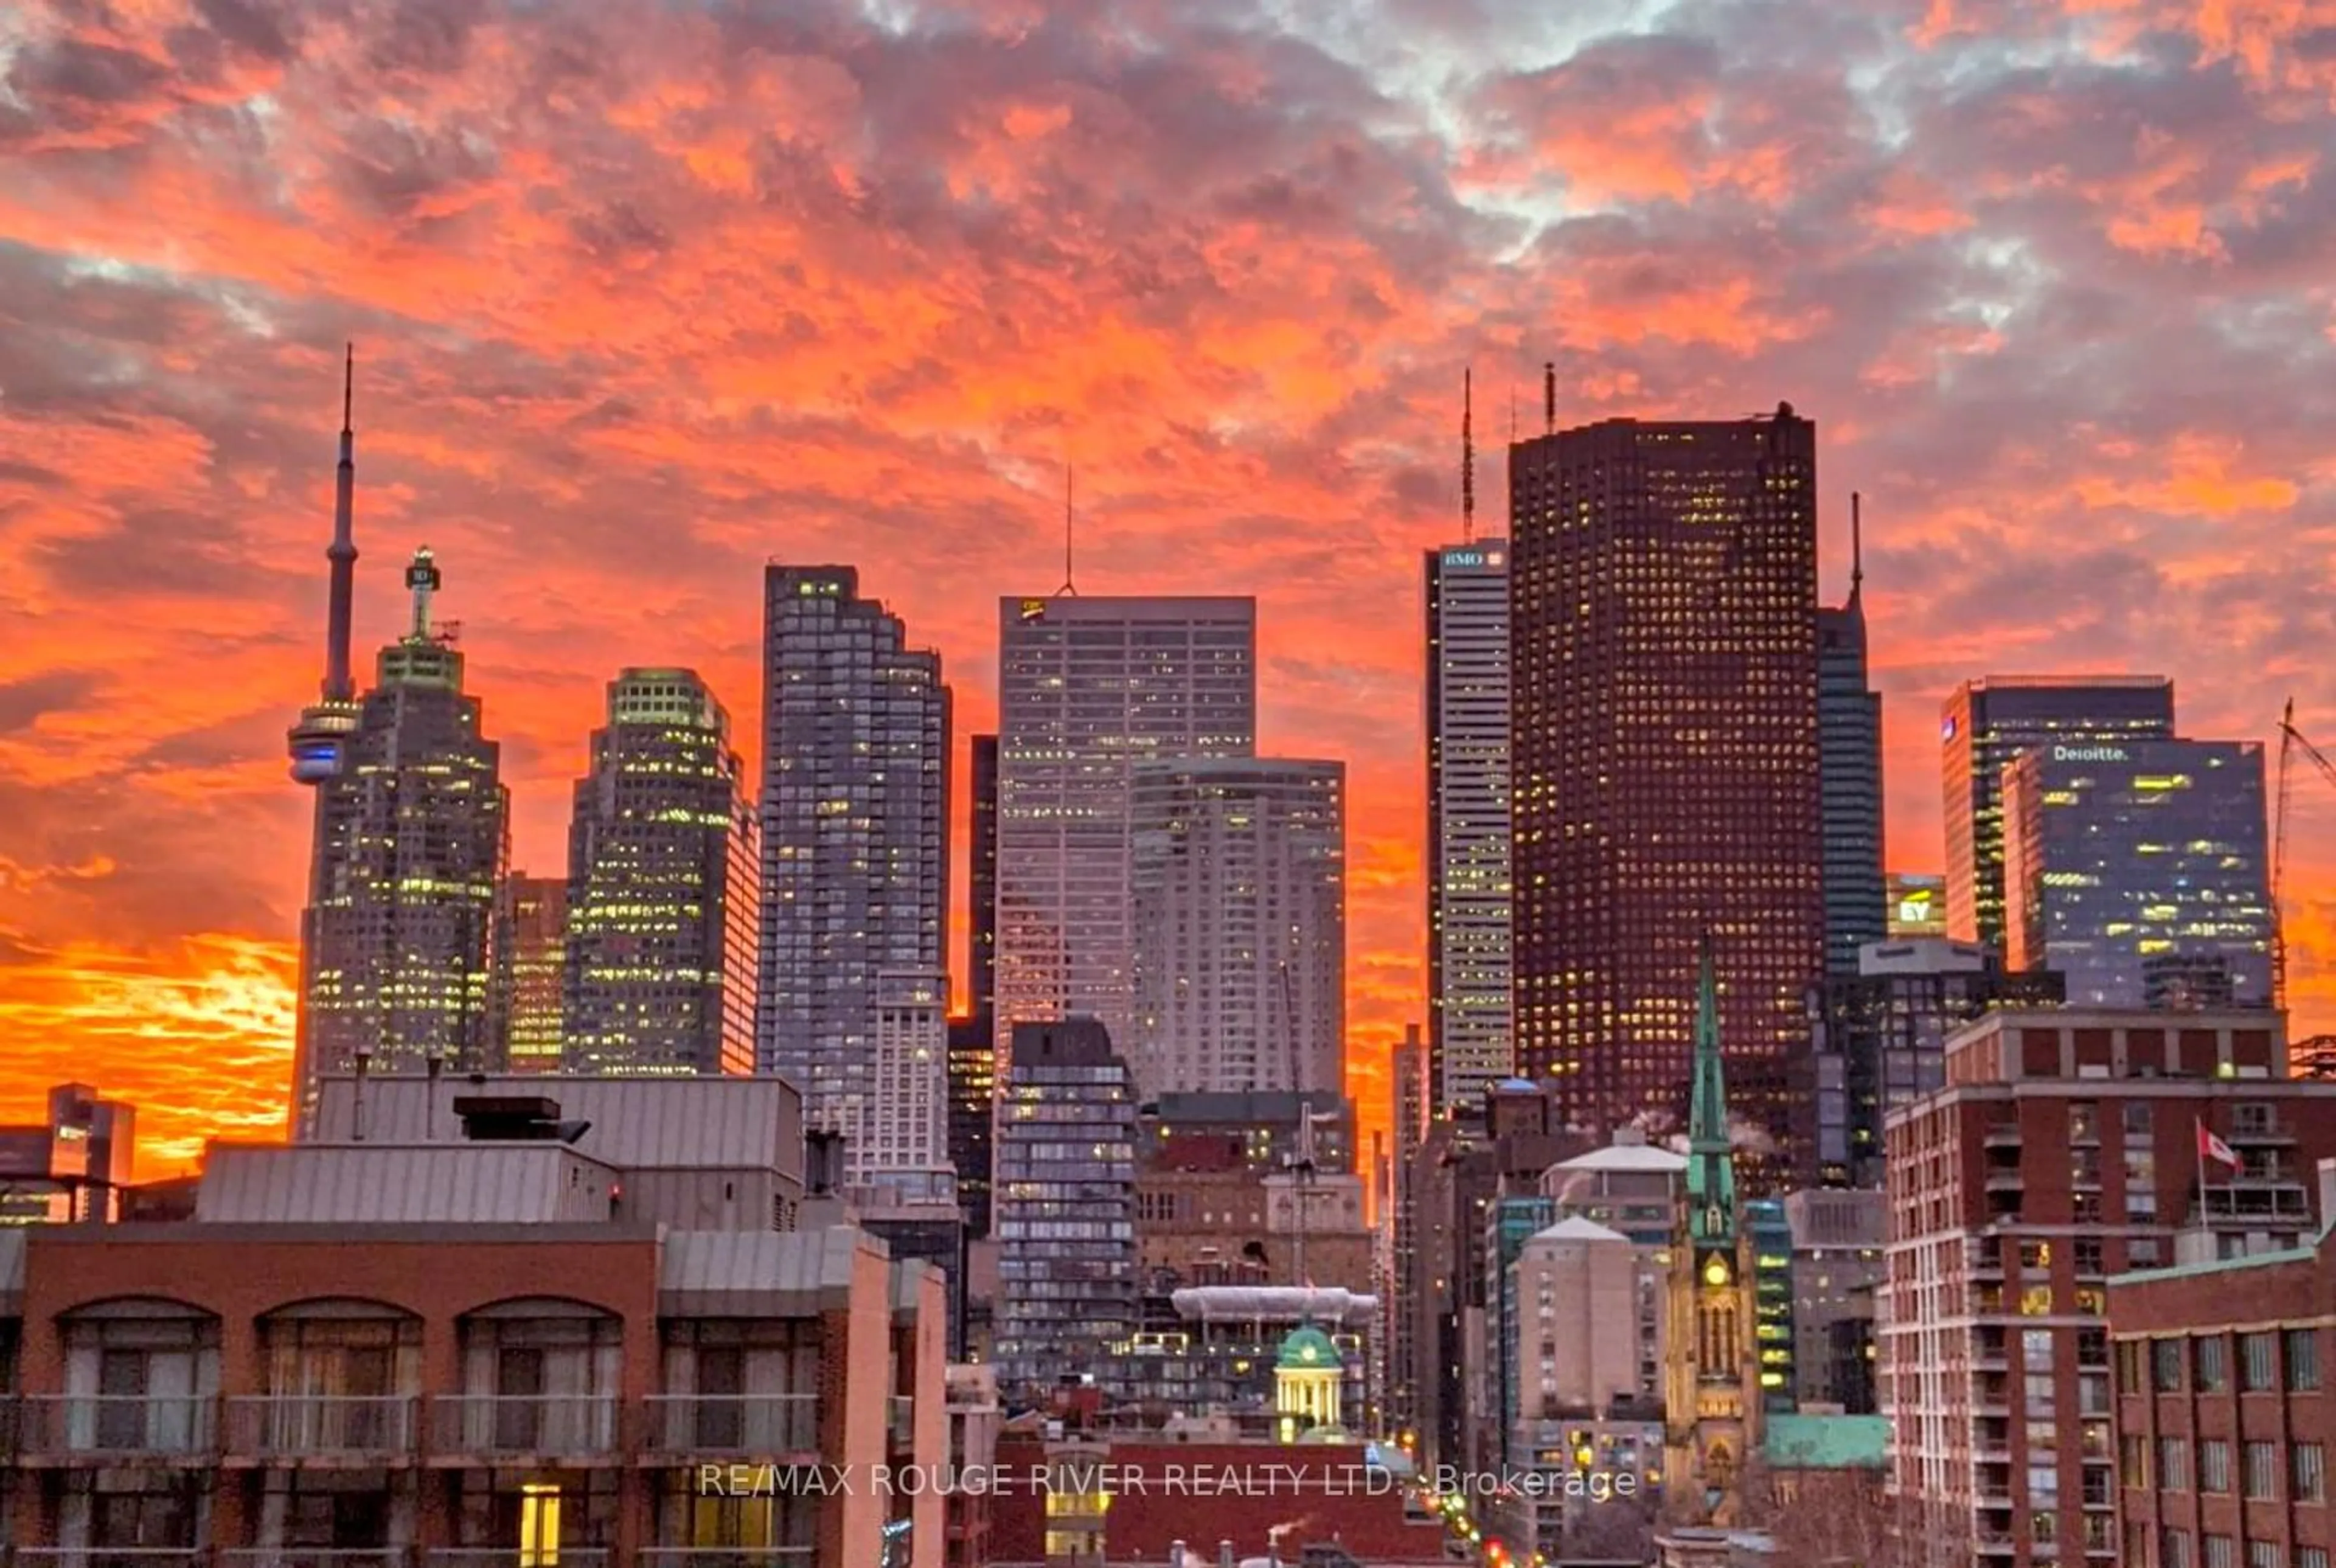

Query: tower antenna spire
[[1543, 361, 1556, 435], [322, 342, 360, 702], [1056, 460, 1078, 597], [1461, 367, 1475, 544], [1850, 490, 1865, 601]]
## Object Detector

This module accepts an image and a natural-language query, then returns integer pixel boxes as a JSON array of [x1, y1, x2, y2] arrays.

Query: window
[[2301, 1550, 2328, 1568], [2021, 1285, 2055, 1316], [2247, 1547, 2281, 1568], [2295, 1441, 2325, 1503], [2160, 1436, 2191, 1491], [2205, 1538, 2234, 1568], [2155, 1340, 2185, 1392], [2200, 1439, 2231, 1493], [2244, 1331, 2278, 1390], [2118, 1341, 2144, 1392], [2246, 1440, 2279, 1500], [2163, 1528, 2193, 1568], [2122, 1434, 2149, 1488], [2197, 1336, 2229, 1392], [2074, 1238, 2104, 1275], [2289, 1329, 2320, 1391]]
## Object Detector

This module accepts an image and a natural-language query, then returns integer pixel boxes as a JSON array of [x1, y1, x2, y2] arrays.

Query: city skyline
[[7, 0, 2336, 1170]]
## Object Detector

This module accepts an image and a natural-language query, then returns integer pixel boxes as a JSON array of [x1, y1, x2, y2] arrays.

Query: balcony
[[1984, 1171, 2025, 1194], [2229, 1119, 2295, 1146], [1975, 1532, 2018, 1557], [16, 1552, 208, 1568], [428, 1396, 618, 1463], [1983, 1125, 2023, 1150], [19, 1395, 216, 1462], [638, 1553, 819, 1568], [226, 1396, 419, 1464], [641, 1395, 819, 1459], [422, 1553, 611, 1568], [220, 1552, 414, 1568]]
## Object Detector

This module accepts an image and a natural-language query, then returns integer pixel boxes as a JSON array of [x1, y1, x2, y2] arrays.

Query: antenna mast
[[1056, 461, 1078, 597], [1461, 367, 1475, 544], [1851, 490, 1865, 600], [1543, 361, 1556, 435]]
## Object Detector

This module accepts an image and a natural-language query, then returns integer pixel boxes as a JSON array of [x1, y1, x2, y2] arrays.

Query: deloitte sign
[[2052, 745, 2129, 763]]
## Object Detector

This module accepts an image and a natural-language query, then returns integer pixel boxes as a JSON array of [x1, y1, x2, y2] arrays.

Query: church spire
[[1686, 934, 1736, 1238]]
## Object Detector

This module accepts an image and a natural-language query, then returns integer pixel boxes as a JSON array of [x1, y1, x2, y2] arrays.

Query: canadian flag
[[2197, 1119, 2239, 1169]]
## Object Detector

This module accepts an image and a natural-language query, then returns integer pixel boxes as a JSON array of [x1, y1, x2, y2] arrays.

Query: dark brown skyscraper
[[1508, 405, 1823, 1181]]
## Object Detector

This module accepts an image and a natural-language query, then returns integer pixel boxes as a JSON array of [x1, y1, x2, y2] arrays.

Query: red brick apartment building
[[0, 1081, 951, 1568], [2111, 1199, 2336, 1568], [1881, 1009, 2336, 1568]]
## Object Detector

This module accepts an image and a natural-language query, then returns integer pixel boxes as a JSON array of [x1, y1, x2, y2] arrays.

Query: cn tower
[[287, 345, 361, 783]]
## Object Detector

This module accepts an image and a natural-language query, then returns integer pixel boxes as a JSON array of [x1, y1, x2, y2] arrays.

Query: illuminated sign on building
[[1440, 549, 1506, 569], [2052, 745, 2129, 763], [1886, 873, 1949, 939], [1018, 598, 1048, 622], [1941, 716, 1958, 743]]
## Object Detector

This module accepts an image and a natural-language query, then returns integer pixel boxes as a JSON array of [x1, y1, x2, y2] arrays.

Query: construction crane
[[2273, 699, 2336, 1011]]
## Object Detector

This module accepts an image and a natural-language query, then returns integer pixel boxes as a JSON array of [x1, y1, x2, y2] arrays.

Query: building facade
[[1808, 937, 2066, 1188], [1880, 1008, 2336, 1568], [945, 1013, 995, 1240], [968, 732, 999, 1021], [756, 567, 951, 1160], [1425, 539, 1514, 1114], [2110, 1207, 2336, 1568], [294, 550, 509, 1126], [993, 595, 1256, 1064], [563, 669, 756, 1077], [1508, 409, 1823, 1177], [2, 1078, 944, 1568], [866, 968, 951, 1181], [1941, 676, 2176, 950], [1818, 544, 1885, 977], [991, 1020, 1139, 1400], [2003, 738, 2273, 1010], [1127, 758, 1345, 1099], [487, 875, 567, 1074]]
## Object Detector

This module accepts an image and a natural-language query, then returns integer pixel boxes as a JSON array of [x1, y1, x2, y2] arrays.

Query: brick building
[[0, 1084, 948, 1568], [2110, 1190, 2336, 1568], [1882, 1008, 2336, 1568]]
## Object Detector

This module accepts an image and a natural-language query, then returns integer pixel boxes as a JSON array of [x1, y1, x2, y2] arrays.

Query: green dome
[[1276, 1324, 1340, 1370]]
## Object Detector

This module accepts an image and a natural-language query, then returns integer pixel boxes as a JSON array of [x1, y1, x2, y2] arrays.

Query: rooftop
[[1554, 1141, 1688, 1175], [307, 1074, 803, 1174], [1528, 1215, 1630, 1245], [1763, 1413, 1889, 1471]]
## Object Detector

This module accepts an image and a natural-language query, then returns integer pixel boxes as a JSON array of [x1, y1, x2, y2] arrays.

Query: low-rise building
[[2109, 1177, 2336, 1568], [0, 1082, 946, 1568]]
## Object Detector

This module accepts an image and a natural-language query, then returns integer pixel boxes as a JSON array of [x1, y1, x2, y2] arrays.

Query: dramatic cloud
[[4, 0, 2335, 1167]]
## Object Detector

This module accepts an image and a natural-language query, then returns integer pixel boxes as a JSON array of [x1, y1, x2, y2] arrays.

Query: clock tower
[[1663, 938, 1761, 1525]]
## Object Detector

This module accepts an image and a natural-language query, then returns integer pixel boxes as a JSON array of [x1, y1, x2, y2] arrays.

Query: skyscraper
[[563, 668, 757, 1076], [487, 873, 568, 1074], [757, 568, 950, 1174], [293, 547, 509, 1126], [992, 1018, 1139, 1399], [1127, 758, 1345, 1098], [970, 732, 999, 1020], [994, 594, 1256, 1061], [2003, 738, 2273, 1007], [1940, 675, 2175, 949], [1817, 501, 1885, 977], [1508, 406, 1823, 1175], [1425, 539, 1514, 1113]]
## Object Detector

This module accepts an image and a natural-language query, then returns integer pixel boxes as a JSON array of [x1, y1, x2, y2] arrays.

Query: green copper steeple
[[1685, 934, 1736, 1245]]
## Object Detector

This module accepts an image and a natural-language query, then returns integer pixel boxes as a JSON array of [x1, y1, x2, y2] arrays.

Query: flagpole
[[2196, 1117, 2209, 1230]]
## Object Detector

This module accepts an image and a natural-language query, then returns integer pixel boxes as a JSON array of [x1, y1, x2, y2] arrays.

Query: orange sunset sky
[[5, 0, 2336, 1175]]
